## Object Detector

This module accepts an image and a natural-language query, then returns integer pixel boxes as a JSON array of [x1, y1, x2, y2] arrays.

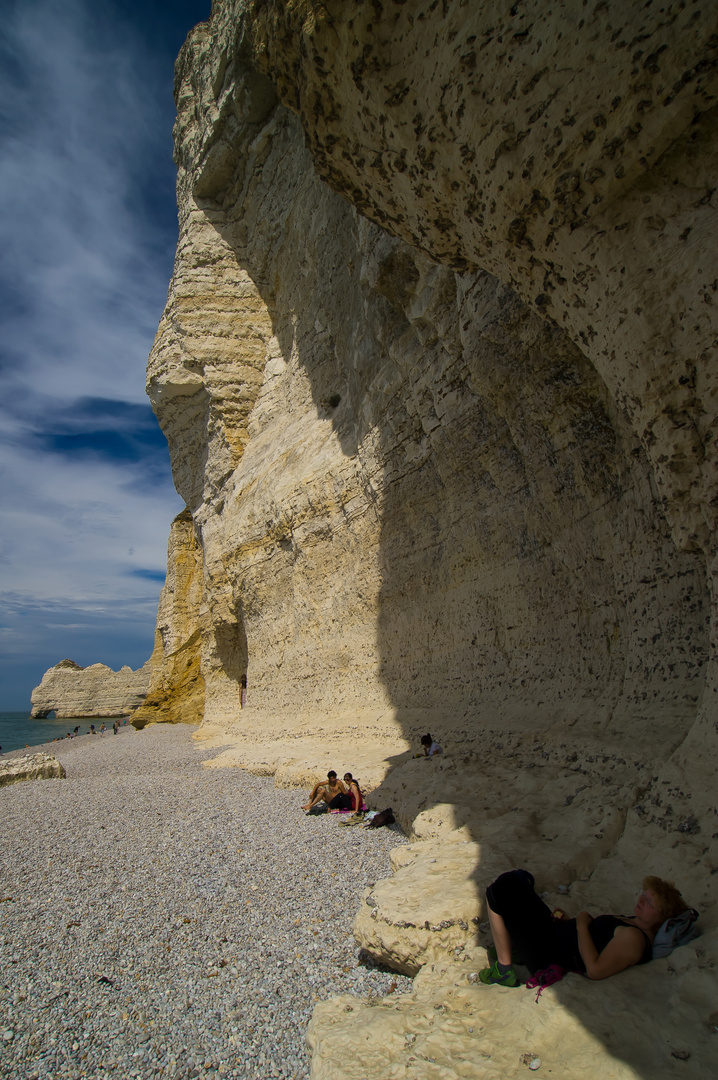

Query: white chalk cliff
[[145, 2, 718, 1076]]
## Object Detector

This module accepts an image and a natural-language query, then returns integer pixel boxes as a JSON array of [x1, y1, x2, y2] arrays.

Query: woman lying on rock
[[480, 869, 690, 987]]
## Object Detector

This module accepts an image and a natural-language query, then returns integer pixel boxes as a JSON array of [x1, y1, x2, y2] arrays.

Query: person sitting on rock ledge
[[302, 771, 347, 812], [414, 733, 443, 758], [480, 868, 690, 987]]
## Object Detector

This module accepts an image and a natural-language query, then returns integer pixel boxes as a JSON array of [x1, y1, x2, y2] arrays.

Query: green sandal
[[479, 960, 520, 987]]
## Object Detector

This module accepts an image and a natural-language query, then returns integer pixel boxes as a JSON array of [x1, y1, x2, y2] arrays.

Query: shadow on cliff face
[[173, 55, 714, 1076], [351, 242, 714, 1069], [215, 609, 248, 694]]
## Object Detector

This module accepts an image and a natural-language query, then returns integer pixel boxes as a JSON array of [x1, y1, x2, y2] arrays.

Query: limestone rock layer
[[152, 0, 713, 731], [147, 2, 718, 1076]]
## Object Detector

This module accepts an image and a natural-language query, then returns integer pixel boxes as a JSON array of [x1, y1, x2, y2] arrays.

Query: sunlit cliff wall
[[147, 0, 715, 757]]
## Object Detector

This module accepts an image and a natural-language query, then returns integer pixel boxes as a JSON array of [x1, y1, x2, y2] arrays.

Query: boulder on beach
[[0, 753, 66, 788]]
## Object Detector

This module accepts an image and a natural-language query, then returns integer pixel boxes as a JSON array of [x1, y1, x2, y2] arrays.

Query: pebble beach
[[0, 724, 412, 1080]]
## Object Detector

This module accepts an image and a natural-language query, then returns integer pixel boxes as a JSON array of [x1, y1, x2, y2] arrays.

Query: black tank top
[[555, 915, 652, 974], [588, 915, 653, 965]]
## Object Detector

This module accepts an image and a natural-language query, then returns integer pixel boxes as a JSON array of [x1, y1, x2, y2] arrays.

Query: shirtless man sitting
[[302, 771, 346, 811]]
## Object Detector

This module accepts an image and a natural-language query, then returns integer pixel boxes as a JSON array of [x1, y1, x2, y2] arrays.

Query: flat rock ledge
[[308, 942, 717, 1080], [0, 753, 66, 788]]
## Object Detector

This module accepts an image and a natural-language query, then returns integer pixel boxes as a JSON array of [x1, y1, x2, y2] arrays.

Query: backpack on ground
[[364, 807, 395, 829], [652, 908, 700, 959]]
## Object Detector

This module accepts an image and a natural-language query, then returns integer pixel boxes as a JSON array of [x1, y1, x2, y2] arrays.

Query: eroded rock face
[[30, 659, 149, 719], [151, 0, 717, 871], [354, 840, 489, 975], [308, 941, 718, 1080], [151, 3, 710, 737], [243, 0, 718, 560]]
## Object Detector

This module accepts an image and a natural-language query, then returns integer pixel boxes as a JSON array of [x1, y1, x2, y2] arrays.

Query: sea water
[[0, 712, 128, 754]]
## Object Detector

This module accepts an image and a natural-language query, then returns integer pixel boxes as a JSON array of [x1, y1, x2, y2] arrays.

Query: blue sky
[[0, 0, 211, 708]]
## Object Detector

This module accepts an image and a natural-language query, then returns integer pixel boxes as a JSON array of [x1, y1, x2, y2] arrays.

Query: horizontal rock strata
[[354, 840, 489, 976], [30, 659, 150, 719], [155, 1, 711, 734]]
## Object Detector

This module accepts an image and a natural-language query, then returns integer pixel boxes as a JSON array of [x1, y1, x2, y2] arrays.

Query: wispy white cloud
[[0, 0, 177, 402], [0, 438, 179, 599], [0, 0, 204, 706]]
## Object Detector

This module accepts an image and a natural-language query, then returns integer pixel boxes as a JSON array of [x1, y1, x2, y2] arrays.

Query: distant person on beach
[[100, 724, 106, 736], [415, 733, 442, 758], [89, 725, 96, 735], [480, 868, 691, 987], [302, 771, 347, 811], [73, 726, 80, 738], [113, 720, 119, 735]]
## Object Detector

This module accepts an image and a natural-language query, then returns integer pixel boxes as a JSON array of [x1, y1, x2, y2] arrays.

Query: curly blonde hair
[[642, 876, 687, 922]]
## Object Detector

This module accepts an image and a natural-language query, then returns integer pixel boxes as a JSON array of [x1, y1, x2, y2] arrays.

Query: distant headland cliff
[[30, 507, 203, 725], [30, 658, 149, 719]]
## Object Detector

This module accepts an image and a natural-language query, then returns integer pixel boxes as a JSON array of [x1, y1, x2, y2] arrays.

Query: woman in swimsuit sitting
[[481, 868, 688, 986], [342, 773, 364, 812]]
